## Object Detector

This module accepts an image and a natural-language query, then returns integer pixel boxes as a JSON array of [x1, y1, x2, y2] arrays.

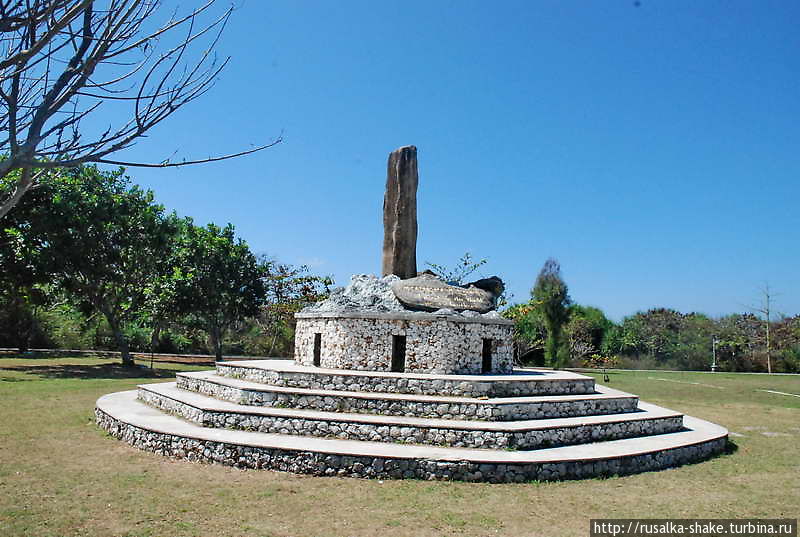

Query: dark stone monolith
[[382, 145, 418, 279]]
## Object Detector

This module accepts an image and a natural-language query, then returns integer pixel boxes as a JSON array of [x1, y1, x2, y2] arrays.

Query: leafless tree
[[0, 0, 280, 219], [749, 283, 778, 374]]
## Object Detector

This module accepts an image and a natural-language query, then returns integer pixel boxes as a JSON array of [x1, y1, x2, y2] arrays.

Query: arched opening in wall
[[482, 338, 493, 374], [313, 333, 322, 367], [391, 335, 406, 372]]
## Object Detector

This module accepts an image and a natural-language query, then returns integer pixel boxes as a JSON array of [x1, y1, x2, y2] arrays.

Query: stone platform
[[216, 359, 596, 397], [96, 359, 728, 481]]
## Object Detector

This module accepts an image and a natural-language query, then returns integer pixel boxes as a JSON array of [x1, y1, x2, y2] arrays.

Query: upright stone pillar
[[382, 145, 418, 279]]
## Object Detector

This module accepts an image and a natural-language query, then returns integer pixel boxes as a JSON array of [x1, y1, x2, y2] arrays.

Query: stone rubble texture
[[176, 374, 639, 421], [303, 274, 406, 313], [96, 353, 728, 482], [303, 274, 508, 318], [294, 313, 514, 375], [96, 407, 726, 483], [215, 363, 596, 397], [139, 386, 683, 450]]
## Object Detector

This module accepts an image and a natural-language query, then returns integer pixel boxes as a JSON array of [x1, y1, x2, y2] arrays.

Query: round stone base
[[95, 391, 729, 483]]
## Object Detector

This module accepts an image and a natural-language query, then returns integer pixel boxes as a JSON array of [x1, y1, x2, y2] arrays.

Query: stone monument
[[294, 146, 514, 375], [95, 145, 728, 482], [382, 145, 418, 280]]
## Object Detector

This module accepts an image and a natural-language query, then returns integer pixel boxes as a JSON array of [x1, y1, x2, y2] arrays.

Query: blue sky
[[118, 1, 798, 321]]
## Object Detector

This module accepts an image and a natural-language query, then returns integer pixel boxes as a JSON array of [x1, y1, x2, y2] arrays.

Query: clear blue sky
[[119, 1, 798, 321]]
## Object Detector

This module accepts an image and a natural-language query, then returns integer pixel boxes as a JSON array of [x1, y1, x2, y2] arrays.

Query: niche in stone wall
[[391, 335, 406, 373], [481, 338, 493, 373], [313, 333, 322, 367]]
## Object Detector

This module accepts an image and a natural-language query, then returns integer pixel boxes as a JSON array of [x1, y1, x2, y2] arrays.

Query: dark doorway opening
[[391, 335, 406, 372], [481, 338, 493, 373], [313, 333, 321, 367]]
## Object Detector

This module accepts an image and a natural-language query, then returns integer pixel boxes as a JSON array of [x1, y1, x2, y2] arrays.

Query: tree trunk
[[267, 332, 278, 357], [11, 295, 32, 353], [150, 322, 163, 353], [0, 167, 36, 220], [19, 305, 39, 354], [210, 324, 223, 362], [102, 305, 133, 366], [18, 323, 31, 353], [16, 312, 31, 353], [266, 318, 280, 357]]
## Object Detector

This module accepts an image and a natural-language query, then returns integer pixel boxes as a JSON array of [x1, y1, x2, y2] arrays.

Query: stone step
[[176, 371, 639, 422], [216, 359, 596, 397], [96, 390, 729, 482], [138, 382, 684, 450]]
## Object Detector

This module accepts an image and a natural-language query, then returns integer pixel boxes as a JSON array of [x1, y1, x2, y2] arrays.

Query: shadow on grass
[[0, 363, 176, 380], [1, 351, 216, 366], [0, 351, 81, 360]]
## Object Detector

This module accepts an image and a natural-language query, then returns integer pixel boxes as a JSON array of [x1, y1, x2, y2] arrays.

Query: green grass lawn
[[1, 355, 798, 537]]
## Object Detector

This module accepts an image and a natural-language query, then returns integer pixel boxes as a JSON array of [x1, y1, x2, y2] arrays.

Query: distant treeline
[[504, 304, 799, 373]]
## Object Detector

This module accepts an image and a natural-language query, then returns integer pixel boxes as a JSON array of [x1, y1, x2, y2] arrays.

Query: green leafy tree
[[6, 165, 178, 365], [138, 214, 195, 353], [772, 316, 800, 373], [506, 300, 615, 367], [610, 309, 717, 370], [613, 309, 684, 362], [174, 222, 267, 361], [532, 258, 571, 368], [503, 302, 547, 365], [256, 260, 332, 356], [565, 304, 614, 361], [0, 205, 50, 351], [671, 313, 716, 370]]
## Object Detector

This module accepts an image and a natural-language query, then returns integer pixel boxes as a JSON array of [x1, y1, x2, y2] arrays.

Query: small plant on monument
[[425, 252, 488, 285]]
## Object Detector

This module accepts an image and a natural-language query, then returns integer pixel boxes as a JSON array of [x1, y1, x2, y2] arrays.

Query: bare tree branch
[[0, 0, 279, 219]]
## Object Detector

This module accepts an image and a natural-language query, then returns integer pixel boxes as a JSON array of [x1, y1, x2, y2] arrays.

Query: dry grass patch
[[1, 356, 798, 537]]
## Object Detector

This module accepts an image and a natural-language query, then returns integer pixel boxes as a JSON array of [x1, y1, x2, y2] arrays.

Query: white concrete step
[[138, 381, 684, 450], [216, 359, 596, 397], [96, 390, 728, 482], [177, 371, 639, 421]]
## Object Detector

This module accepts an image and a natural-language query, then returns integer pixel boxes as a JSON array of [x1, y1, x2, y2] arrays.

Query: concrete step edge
[[139, 381, 681, 433], [217, 359, 594, 383], [178, 371, 637, 405], [97, 390, 728, 464]]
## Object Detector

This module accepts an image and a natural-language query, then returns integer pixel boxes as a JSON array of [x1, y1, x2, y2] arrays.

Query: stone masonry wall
[[140, 387, 683, 451], [96, 408, 727, 483], [214, 364, 596, 398], [294, 313, 513, 375], [175, 375, 638, 421]]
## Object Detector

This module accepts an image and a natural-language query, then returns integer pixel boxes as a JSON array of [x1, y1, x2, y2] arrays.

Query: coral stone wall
[[96, 407, 727, 483], [294, 312, 513, 375]]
